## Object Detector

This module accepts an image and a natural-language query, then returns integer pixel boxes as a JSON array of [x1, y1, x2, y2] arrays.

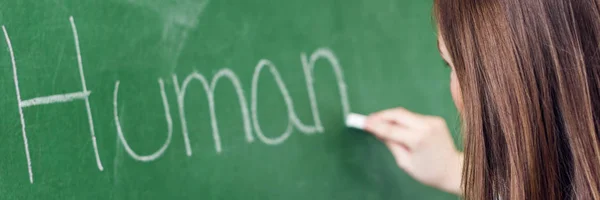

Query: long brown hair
[[434, 0, 600, 199]]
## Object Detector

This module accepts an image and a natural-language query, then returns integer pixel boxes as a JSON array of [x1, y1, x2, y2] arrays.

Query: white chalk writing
[[1, 16, 351, 183]]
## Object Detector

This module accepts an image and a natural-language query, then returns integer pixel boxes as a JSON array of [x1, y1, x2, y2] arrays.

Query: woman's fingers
[[384, 141, 411, 170], [365, 117, 420, 148], [371, 107, 428, 128]]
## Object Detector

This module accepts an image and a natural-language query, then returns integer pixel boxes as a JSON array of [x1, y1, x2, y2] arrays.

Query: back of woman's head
[[434, 0, 600, 199]]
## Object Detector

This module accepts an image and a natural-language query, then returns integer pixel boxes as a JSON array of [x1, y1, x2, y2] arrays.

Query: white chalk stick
[[346, 113, 367, 130]]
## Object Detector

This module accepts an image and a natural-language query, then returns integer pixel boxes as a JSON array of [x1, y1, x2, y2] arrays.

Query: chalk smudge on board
[[127, 0, 211, 69]]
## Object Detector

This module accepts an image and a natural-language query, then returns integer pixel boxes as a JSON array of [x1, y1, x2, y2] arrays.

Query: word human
[[2, 16, 351, 184]]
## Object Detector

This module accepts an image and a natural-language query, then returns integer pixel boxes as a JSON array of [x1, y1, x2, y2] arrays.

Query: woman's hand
[[365, 108, 463, 195]]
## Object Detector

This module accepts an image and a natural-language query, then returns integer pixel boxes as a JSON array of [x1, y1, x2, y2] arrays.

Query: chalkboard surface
[[0, 0, 459, 199]]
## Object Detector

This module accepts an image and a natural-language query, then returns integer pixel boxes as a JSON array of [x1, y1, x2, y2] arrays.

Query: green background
[[0, 0, 459, 199]]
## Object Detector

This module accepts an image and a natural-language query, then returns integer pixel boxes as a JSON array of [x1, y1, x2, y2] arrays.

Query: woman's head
[[434, 0, 600, 199]]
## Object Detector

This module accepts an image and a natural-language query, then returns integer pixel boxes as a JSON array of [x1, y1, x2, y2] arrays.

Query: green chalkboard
[[0, 0, 459, 199]]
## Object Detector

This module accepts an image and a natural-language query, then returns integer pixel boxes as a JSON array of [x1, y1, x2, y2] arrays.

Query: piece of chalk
[[346, 113, 367, 130]]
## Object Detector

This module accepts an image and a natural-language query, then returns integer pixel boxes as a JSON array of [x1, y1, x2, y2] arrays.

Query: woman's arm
[[364, 108, 463, 195]]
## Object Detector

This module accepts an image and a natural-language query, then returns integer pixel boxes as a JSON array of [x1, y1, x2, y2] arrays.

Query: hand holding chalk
[[347, 108, 463, 195]]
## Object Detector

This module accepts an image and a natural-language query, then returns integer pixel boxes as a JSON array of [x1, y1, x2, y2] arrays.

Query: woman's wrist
[[437, 151, 463, 195]]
